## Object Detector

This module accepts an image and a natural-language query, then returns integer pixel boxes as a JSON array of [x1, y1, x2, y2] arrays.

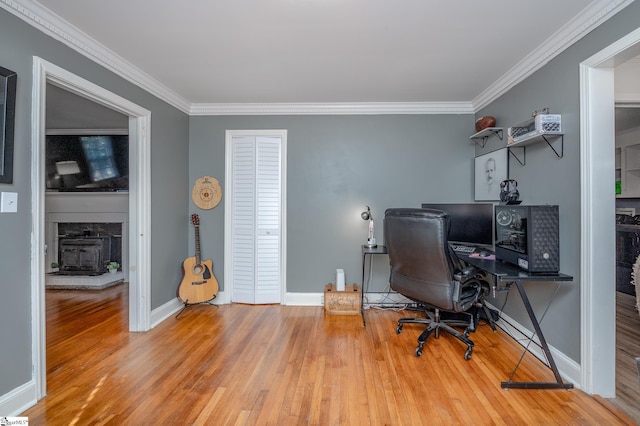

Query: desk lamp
[[361, 206, 377, 248]]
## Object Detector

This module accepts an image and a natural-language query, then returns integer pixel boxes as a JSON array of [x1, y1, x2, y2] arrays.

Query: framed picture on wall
[[0, 66, 17, 184], [474, 148, 508, 201]]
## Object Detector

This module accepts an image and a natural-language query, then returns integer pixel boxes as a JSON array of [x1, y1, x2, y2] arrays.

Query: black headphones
[[500, 179, 520, 203]]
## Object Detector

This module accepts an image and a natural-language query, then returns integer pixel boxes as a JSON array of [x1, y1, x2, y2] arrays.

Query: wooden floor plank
[[609, 291, 640, 423], [21, 283, 638, 425]]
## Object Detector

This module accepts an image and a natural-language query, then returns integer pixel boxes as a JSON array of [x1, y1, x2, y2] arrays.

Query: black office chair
[[384, 208, 491, 360]]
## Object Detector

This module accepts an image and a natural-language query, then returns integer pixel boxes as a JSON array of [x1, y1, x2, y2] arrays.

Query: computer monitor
[[420, 203, 494, 246]]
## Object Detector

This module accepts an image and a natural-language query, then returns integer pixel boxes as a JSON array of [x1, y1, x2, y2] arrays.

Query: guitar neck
[[194, 225, 201, 265]]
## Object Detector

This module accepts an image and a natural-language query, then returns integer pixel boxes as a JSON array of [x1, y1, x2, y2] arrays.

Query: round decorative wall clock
[[192, 176, 222, 210]]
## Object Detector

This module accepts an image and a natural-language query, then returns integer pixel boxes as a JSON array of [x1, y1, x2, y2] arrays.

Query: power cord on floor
[[364, 280, 412, 311]]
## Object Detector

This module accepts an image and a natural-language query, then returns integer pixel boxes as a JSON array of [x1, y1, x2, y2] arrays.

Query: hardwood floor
[[23, 283, 637, 425], [608, 291, 640, 422]]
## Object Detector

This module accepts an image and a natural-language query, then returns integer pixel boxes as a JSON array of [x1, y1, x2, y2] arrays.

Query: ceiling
[[19, 0, 631, 115]]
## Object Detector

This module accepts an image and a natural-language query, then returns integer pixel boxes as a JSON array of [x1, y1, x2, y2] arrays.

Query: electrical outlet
[[1, 192, 17, 213]]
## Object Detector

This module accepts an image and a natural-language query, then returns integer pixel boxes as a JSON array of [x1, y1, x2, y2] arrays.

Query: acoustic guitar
[[178, 214, 219, 304]]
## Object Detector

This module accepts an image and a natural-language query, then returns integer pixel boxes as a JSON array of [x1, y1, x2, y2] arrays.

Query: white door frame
[[223, 129, 287, 305], [31, 57, 152, 399], [579, 28, 640, 396]]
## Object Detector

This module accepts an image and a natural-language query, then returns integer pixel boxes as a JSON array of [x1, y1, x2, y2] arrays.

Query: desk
[[461, 255, 574, 390], [361, 245, 388, 326]]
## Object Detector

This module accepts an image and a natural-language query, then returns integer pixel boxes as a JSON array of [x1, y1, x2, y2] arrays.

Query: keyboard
[[450, 244, 476, 254]]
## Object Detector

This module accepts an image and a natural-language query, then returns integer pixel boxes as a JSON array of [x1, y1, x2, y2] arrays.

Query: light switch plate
[[1, 192, 18, 213]]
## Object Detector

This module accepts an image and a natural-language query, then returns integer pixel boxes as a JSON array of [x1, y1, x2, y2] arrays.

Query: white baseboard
[[150, 291, 226, 329], [284, 291, 413, 307], [150, 297, 183, 328], [285, 291, 323, 306], [0, 380, 38, 417], [363, 292, 414, 306]]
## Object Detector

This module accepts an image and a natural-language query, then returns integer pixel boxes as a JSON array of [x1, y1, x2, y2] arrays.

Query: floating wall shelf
[[507, 133, 564, 166], [469, 127, 503, 148]]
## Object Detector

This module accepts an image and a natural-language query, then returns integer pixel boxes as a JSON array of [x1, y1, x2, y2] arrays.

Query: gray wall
[[189, 115, 476, 292], [2, 0, 640, 407], [0, 8, 189, 396], [476, 1, 640, 361]]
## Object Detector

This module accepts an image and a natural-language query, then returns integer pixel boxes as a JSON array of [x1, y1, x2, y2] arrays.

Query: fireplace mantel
[[46, 192, 128, 213]]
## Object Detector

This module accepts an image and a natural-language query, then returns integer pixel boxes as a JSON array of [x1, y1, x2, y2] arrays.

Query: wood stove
[[59, 237, 111, 275], [55, 222, 122, 276]]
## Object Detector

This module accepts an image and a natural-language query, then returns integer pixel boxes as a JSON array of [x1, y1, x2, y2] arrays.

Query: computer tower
[[494, 205, 559, 273]]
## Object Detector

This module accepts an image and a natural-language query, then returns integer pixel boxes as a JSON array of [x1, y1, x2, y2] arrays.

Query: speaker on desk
[[495, 205, 560, 273]]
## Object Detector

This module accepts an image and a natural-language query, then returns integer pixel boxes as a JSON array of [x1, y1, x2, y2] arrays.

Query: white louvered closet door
[[231, 135, 282, 304]]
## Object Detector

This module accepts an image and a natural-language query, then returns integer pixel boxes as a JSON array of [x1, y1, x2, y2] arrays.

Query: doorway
[[224, 130, 287, 305], [44, 84, 130, 278], [580, 28, 640, 396], [31, 57, 152, 399]]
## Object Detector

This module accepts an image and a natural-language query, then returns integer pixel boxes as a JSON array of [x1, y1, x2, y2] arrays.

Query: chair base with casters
[[396, 305, 479, 360]]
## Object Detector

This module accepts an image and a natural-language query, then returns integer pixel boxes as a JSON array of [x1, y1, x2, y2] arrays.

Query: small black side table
[[361, 244, 388, 326]]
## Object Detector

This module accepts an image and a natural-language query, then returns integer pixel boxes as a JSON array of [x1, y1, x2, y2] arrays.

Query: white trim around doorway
[[31, 57, 152, 400], [579, 27, 640, 397]]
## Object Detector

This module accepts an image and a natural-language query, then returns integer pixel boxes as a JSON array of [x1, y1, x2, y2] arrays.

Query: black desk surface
[[361, 245, 388, 255], [461, 255, 573, 283]]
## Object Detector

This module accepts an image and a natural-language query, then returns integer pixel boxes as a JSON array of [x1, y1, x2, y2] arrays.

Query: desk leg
[[501, 280, 573, 390], [361, 253, 367, 327]]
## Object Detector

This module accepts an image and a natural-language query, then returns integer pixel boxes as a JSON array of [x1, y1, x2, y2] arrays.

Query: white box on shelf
[[507, 114, 562, 145]]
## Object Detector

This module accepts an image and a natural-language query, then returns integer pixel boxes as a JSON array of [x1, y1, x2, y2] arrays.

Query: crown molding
[[2, 0, 632, 116], [1, 0, 192, 114], [472, 0, 635, 111], [190, 102, 474, 116]]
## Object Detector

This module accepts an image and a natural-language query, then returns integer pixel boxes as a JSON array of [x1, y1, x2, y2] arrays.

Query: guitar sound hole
[[193, 265, 204, 275]]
